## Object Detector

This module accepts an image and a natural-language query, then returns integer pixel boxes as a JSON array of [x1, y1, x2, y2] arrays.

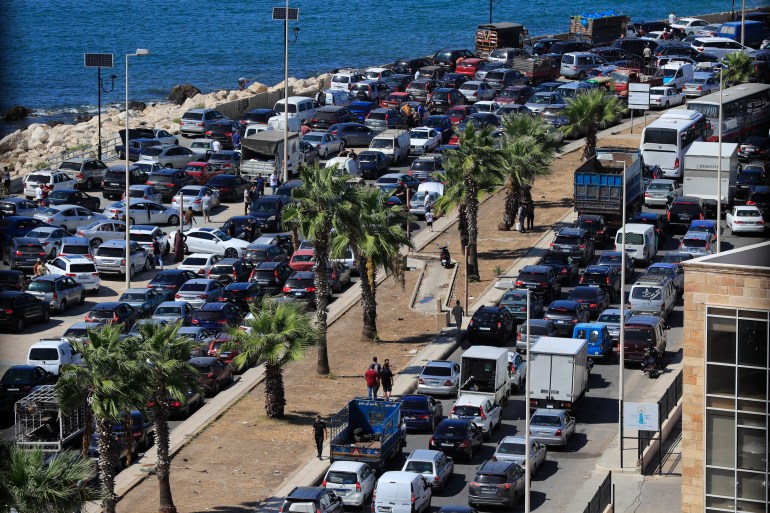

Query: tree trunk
[[81, 403, 93, 457], [314, 233, 331, 375], [264, 364, 286, 418], [583, 123, 598, 160], [358, 253, 377, 340], [464, 175, 480, 280], [153, 386, 177, 513], [291, 225, 300, 253], [96, 416, 119, 513], [458, 203, 469, 250], [500, 184, 517, 230]]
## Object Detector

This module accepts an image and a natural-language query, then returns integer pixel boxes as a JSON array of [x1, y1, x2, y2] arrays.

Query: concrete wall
[[680, 265, 770, 513]]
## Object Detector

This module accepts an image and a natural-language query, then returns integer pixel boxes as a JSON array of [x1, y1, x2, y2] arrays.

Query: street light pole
[[619, 160, 627, 468], [716, 68, 724, 254], [283, 0, 289, 184], [524, 288, 531, 513], [125, 48, 150, 292]]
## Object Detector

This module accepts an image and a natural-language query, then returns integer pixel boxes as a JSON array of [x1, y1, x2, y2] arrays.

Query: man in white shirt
[[35, 184, 44, 205], [668, 12, 676, 25], [201, 192, 212, 222], [270, 172, 279, 194], [212, 139, 222, 153]]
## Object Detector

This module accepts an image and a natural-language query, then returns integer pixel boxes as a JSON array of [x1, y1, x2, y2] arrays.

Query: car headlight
[[267, 216, 276, 222]]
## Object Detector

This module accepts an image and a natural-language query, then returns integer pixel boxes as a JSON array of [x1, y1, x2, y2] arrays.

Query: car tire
[[224, 247, 238, 258], [42, 308, 50, 322], [129, 217, 136, 225], [79, 291, 86, 305], [59, 299, 67, 313], [165, 163, 173, 169], [664, 101, 670, 109], [90, 238, 102, 249], [86, 178, 94, 190], [213, 381, 221, 396], [50, 247, 57, 259], [168, 214, 179, 226], [129, 264, 135, 278]]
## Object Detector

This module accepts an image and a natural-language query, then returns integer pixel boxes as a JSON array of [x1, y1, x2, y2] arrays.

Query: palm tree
[[0, 445, 103, 513], [135, 322, 201, 513], [562, 89, 626, 160], [332, 186, 411, 340], [56, 324, 148, 513], [722, 51, 752, 86], [283, 163, 357, 375], [498, 115, 560, 230], [225, 299, 319, 418], [437, 124, 505, 279]]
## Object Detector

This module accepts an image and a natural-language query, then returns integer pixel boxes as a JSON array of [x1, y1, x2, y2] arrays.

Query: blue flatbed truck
[[329, 398, 407, 469], [574, 146, 643, 231]]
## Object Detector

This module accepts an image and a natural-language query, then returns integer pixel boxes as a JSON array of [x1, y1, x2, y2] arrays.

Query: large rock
[[0, 130, 23, 153], [247, 82, 268, 94], [168, 84, 201, 106], [3, 105, 32, 122]]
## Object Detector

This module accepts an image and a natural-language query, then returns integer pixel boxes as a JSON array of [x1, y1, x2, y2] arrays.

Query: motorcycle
[[437, 243, 451, 268], [641, 347, 663, 379]]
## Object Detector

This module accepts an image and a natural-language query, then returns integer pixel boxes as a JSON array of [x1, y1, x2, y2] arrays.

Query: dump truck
[[511, 55, 560, 84], [458, 346, 511, 406], [528, 336, 590, 410], [569, 13, 628, 45], [475, 22, 527, 57], [239, 130, 303, 181], [329, 397, 407, 469], [574, 146, 644, 230], [15, 385, 86, 453]]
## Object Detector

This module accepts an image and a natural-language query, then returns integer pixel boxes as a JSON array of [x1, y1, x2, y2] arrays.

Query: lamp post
[[716, 67, 723, 253], [98, 72, 118, 160], [524, 287, 531, 513], [84, 53, 116, 161], [125, 48, 150, 291], [618, 160, 627, 468], [273, 4, 300, 184]]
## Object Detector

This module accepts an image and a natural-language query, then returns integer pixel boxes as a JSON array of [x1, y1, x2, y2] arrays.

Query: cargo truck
[[475, 22, 527, 57], [683, 141, 739, 210], [569, 13, 629, 45], [610, 68, 662, 98], [574, 146, 644, 230], [528, 337, 590, 410], [329, 398, 407, 469], [458, 346, 511, 406], [239, 130, 303, 181], [15, 385, 86, 453]]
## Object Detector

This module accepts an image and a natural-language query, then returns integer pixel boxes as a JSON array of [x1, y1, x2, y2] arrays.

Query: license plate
[[479, 327, 491, 331], [405, 416, 415, 420], [336, 490, 348, 496], [7, 388, 19, 391], [440, 442, 454, 447], [430, 381, 440, 386], [556, 319, 568, 324], [108, 182, 120, 186], [679, 215, 691, 221], [379, 508, 391, 513], [294, 292, 303, 296], [481, 487, 496, 493], [104, 259, 115, 264]]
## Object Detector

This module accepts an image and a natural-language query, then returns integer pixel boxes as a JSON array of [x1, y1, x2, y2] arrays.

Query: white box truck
[[528, 337, 589, 410], [458, 346, 511, 405], [683, 141, 739, 209]]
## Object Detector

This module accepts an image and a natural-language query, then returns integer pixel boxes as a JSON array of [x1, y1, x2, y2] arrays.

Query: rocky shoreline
[[0, 73, 331, 180]]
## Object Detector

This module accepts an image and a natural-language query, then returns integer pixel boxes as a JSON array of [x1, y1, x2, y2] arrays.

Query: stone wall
[[680, 265, 770, 512]]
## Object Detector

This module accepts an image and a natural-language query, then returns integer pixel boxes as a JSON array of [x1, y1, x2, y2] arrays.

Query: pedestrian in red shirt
[[365, 364, 379, 399]]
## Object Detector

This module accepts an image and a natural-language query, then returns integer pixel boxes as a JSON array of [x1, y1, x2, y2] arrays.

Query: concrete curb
[[443, 261, 460, 310], [407, 263, 426, 310]]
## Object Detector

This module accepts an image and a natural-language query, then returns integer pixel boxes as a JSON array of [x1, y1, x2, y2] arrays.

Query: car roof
[[584, 265, 612, 273], [328, 460, 368, 472], [90, 302, 124, 310], [289, 271, 315, 279], [32, 274, 66, 282], [548, 300, 579, 309], [424, 360, 454, 368], [520, 265, 551, 273], [129, 225, 161, 233], [256, 261, 284, 269], [198, 302, 228, 311], [188, 356, 219, 365], [286, 487, 328, 500], [533, 408, 567, 416], [406, 449, 443, 461], [556, 227, 587, 236], [183, 278, 218, 285], [477, 460, 517, 474], [475, 305, 503, 313], [455, 394, 487, 406], [683, 231, 712, 240], [625, 315, 665, 326]]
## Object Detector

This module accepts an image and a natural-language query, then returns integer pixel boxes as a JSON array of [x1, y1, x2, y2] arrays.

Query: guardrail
[[43, 135, 122, 170], [638, 370, 683, 466], [582, 471, 612, 513]]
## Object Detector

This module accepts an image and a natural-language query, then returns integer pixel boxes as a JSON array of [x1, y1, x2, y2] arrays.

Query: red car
[[380, 92, 416, 109], [454, 58, 486, 77], [182, 162, 221, 185], [206, 334, 250, 373], [288, 248, 315, 272], [494, 85, 534, 105], [446, 105, 478, 125]]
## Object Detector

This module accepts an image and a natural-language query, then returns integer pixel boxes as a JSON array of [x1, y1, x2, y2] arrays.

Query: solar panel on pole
[[84, 53, 114, 68], [272, 6, 299, 20]]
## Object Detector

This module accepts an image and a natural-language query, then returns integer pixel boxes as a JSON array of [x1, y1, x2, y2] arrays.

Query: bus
[[640, 110, 707, 180], [687, 83, 770, 142]]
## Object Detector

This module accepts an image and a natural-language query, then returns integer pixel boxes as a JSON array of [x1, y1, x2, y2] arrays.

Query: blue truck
[[329, 398, 407, 469], [574, 146, 643, 231]]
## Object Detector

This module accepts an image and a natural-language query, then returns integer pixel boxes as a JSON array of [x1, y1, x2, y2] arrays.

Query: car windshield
[[531, 95, 552, 104], [648, 183, 672, 191], [598, 313, 621, 323], [404, 461, 433, 474], [409, 130, 430, 139], [148, 174, 174, 183], [531, 415, 562, 426], [292, 254, 313, 263], [625, 328, 654, 342], [369, 139, 392, 149], [142, 148, 163, 157], [570, 288, 598, 300], [98, 247, 124, 258], [88, 309, 117, 320], [497, 442, 525, 455], [453, 405, 480, 416], [616, 232, 644, 245], [155, 306, 182, 315], [252, 202, 277, 213], [632, 286, 662, 300], [37, 207, 59, 216], [26, 174, 51, 184], [48, 191, 71, 199], [29, 348, 59, 361], [120, 292, 148, 301], [682, 238, 708, 248], [211, 230, 230, 241], [502, 291, 528, 302], [735, 208, 761, 217], [325, 471, 357, 485], [599, 254, 621, 264], [28, 280, 55, 292], [178, 188, 200, 196], [61, 245, 90, 255], [180, 283, 207, 292], [2, 368, 36, 383], [70, 263, 96, 272], [671, 203, 701, 215], [402, 398, 427, 410], [647, 267, 674, 277], [422, 365, 451, 376], [359, 153, 378, 162]]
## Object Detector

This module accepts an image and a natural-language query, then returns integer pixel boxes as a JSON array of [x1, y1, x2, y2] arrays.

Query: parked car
[[529, 408, 576, 447], [249, 261, 294, 294], [191, 302, 243, 330], [174, 278, 224, 309], [327, 123, 377, 147], [597, 251, 635, 280], [0, 270, 29, 292], [458, 81, 496, 102], [188, 356, 233, 396], [93, 239, 150, 277], [26, 275, 84, 313], [180, 108, 227, 137], [203, 120, 241, 150], [117, 288, 167, 317], [428, 418, 484, 461], [3, 237, 46, 271], [498, 288, 544, 320], [46, 189, 101, 211], [152, 301, 195, 326], [0, 365, 56, 402], [147, 269, 200, 299], [144, 169, 198, 200], [725, 205, 765, 235], [358, 150, 391, 180], [44, 255, 100, 293], [25, 226, 70, 259], [667, 196, 706, 232], [466, 305, 516, 345], [0, 197, 45, 218], [218, 282, 265, 312], [75, 219, 126, 248], [401, 394, 444, 431], [249, 195, 291, 232], [140, 144, 197, 169], [417, 360, 460, 396], [207, 151, 241, 174], [682, 74, 721, 97], [84, 301, 141, 328], [649, 86, 686, 108], [33, 205, 106, 232], [173, 227, 250, 259]]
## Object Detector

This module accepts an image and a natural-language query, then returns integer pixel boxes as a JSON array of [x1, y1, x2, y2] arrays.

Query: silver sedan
[[26, 226, 71, 259], [529, 408, 576, 447], [171, 186, 221, 214], [75, 219, 127, 249], [104, 198, 181, 226], [33, 205, 107, 232], [493, 435, 547, 477]]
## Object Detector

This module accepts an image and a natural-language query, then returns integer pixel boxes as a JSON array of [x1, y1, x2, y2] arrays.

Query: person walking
[[526, 201, 535, 231], [517, 204, 527, 233], [269, 172, 279, 194], [3, 167, 10, 195], [451, 299, 464, 330], [244, 186, 253, 215], [423, 192, 432, 213], [643, 44, 652, 67], [380, 360, 394, 400], [244, 218, 258, 242], [33, 258, 48, 277], [232, 130, 241, 150], [183, 207, 195, 231], [425, 210, 434, 232], [152, 239, 163, 270], [173, 230, 186, 263], [311, 414, 328, 460], [212, 139, 222, 153], [35, 184, 44, 206], [300, 121, 311, 136], [201, 192, 212, 223], [256, 175, 265, 198], [365, 364, 379, 399]]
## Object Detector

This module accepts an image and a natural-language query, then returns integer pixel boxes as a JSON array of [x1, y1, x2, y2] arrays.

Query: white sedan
[[104, 198, 181, 226], [178, 253, 225, 275], [670, 17, 709, 35], [33, 205, 107, 232], [649, 86, 686, 109], [301, 132, 344, 159], [171, 186, 221, 214], [408, 128, 442, 155], [726, 206, 766, 234], [171, 227, 251, 258]]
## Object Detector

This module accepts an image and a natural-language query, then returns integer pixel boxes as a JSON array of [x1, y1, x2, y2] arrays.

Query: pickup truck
[[15, 385, 86, 453], [116, 138, 163, 162], [610, 68, 662, 98], [329, 398, 407, 470], [510, 55, 559, 84]]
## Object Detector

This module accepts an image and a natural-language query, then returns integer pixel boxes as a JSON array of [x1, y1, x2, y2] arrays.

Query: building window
[[705, 308, 769, 513]]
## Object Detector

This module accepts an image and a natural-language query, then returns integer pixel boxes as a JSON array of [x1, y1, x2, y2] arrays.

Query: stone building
[[680, 241, 770, 512]]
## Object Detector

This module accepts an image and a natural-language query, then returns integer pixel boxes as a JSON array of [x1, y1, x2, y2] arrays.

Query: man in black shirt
[[312, 414, 328, 460]]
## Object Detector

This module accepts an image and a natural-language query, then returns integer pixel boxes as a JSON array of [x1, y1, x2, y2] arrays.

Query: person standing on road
[[244, 186, 253, 216], [526, 201, 535, 231], [152, 239, 163, 270], [371, 357, 382, 397], [425, 210, 434, 232], [173, 230, 186, 263], [380, 360, 394, 400], [35, 184, 44, 206], [269, 172, 279, 194], [365, 364, 379, 399], [311, 414, 328, 460], [183, 207, 195, 231], [643, 44, 652, 67], [201, 192, 212, 223], [212, 139, 222, 153], [33, 258, 48, 277], [232, 130, 241, 150], [452, 299, 464, 331], [517, 204, 527, 233], [256, 175, 265, 198]]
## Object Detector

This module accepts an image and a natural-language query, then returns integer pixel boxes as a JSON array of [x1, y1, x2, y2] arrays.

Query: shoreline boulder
[[168, 84, 202, 106], [3, 106, 32, 122]]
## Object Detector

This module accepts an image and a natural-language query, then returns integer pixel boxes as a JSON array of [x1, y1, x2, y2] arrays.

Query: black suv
[[550, 228, 594, 265], [0, 291, 50, 331], [145, 169, 198, 200], [3, 237, 46, 271], [249, 261, 293, 294], [204, 119, 241, 150], [666, 196, 705, 232], [392, 57, 433, 75], [432, 48, 476, 70], [467, 305, 516, 345], [102, 165, 149, 200], [543, 299, 590, 335], [514, 264, 562, 301], [250, 196, 290, 232], [282, 271, 324, 308], [309, 106, 356, 131], [147, 269, 200, 300], [579, 265, 621, 301], [537, 253, 580, 284], [409, 154, 443, 182], [207, 258, 255, 285], [208, 174, 251, 202], [574, 214, 608, 248], [567, 285, 610, 319], [468, 460, 525, 508], [280, 487, 344, 513], [429, 418, 484, 461]]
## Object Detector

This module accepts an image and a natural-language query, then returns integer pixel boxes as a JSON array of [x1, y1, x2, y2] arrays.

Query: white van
[[273, 96, 319, 122], [325, 156, 360, 177], [660, 63, 694, 91], [267, 116, 301, 133], [320, 89, 353, 107], [27, 339, 82, 375], [418, 181, 444, 197], [244, 124, 273, 139], [615, 223, 657, 266], [373, 471, 432, 513], [369, 129, 410, 165]]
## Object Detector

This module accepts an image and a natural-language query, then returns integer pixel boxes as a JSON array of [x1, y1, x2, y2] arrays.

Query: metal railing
[[43, 134, 122, 170], [638, 370, 683, 461], [582, 471, 612, 513]]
